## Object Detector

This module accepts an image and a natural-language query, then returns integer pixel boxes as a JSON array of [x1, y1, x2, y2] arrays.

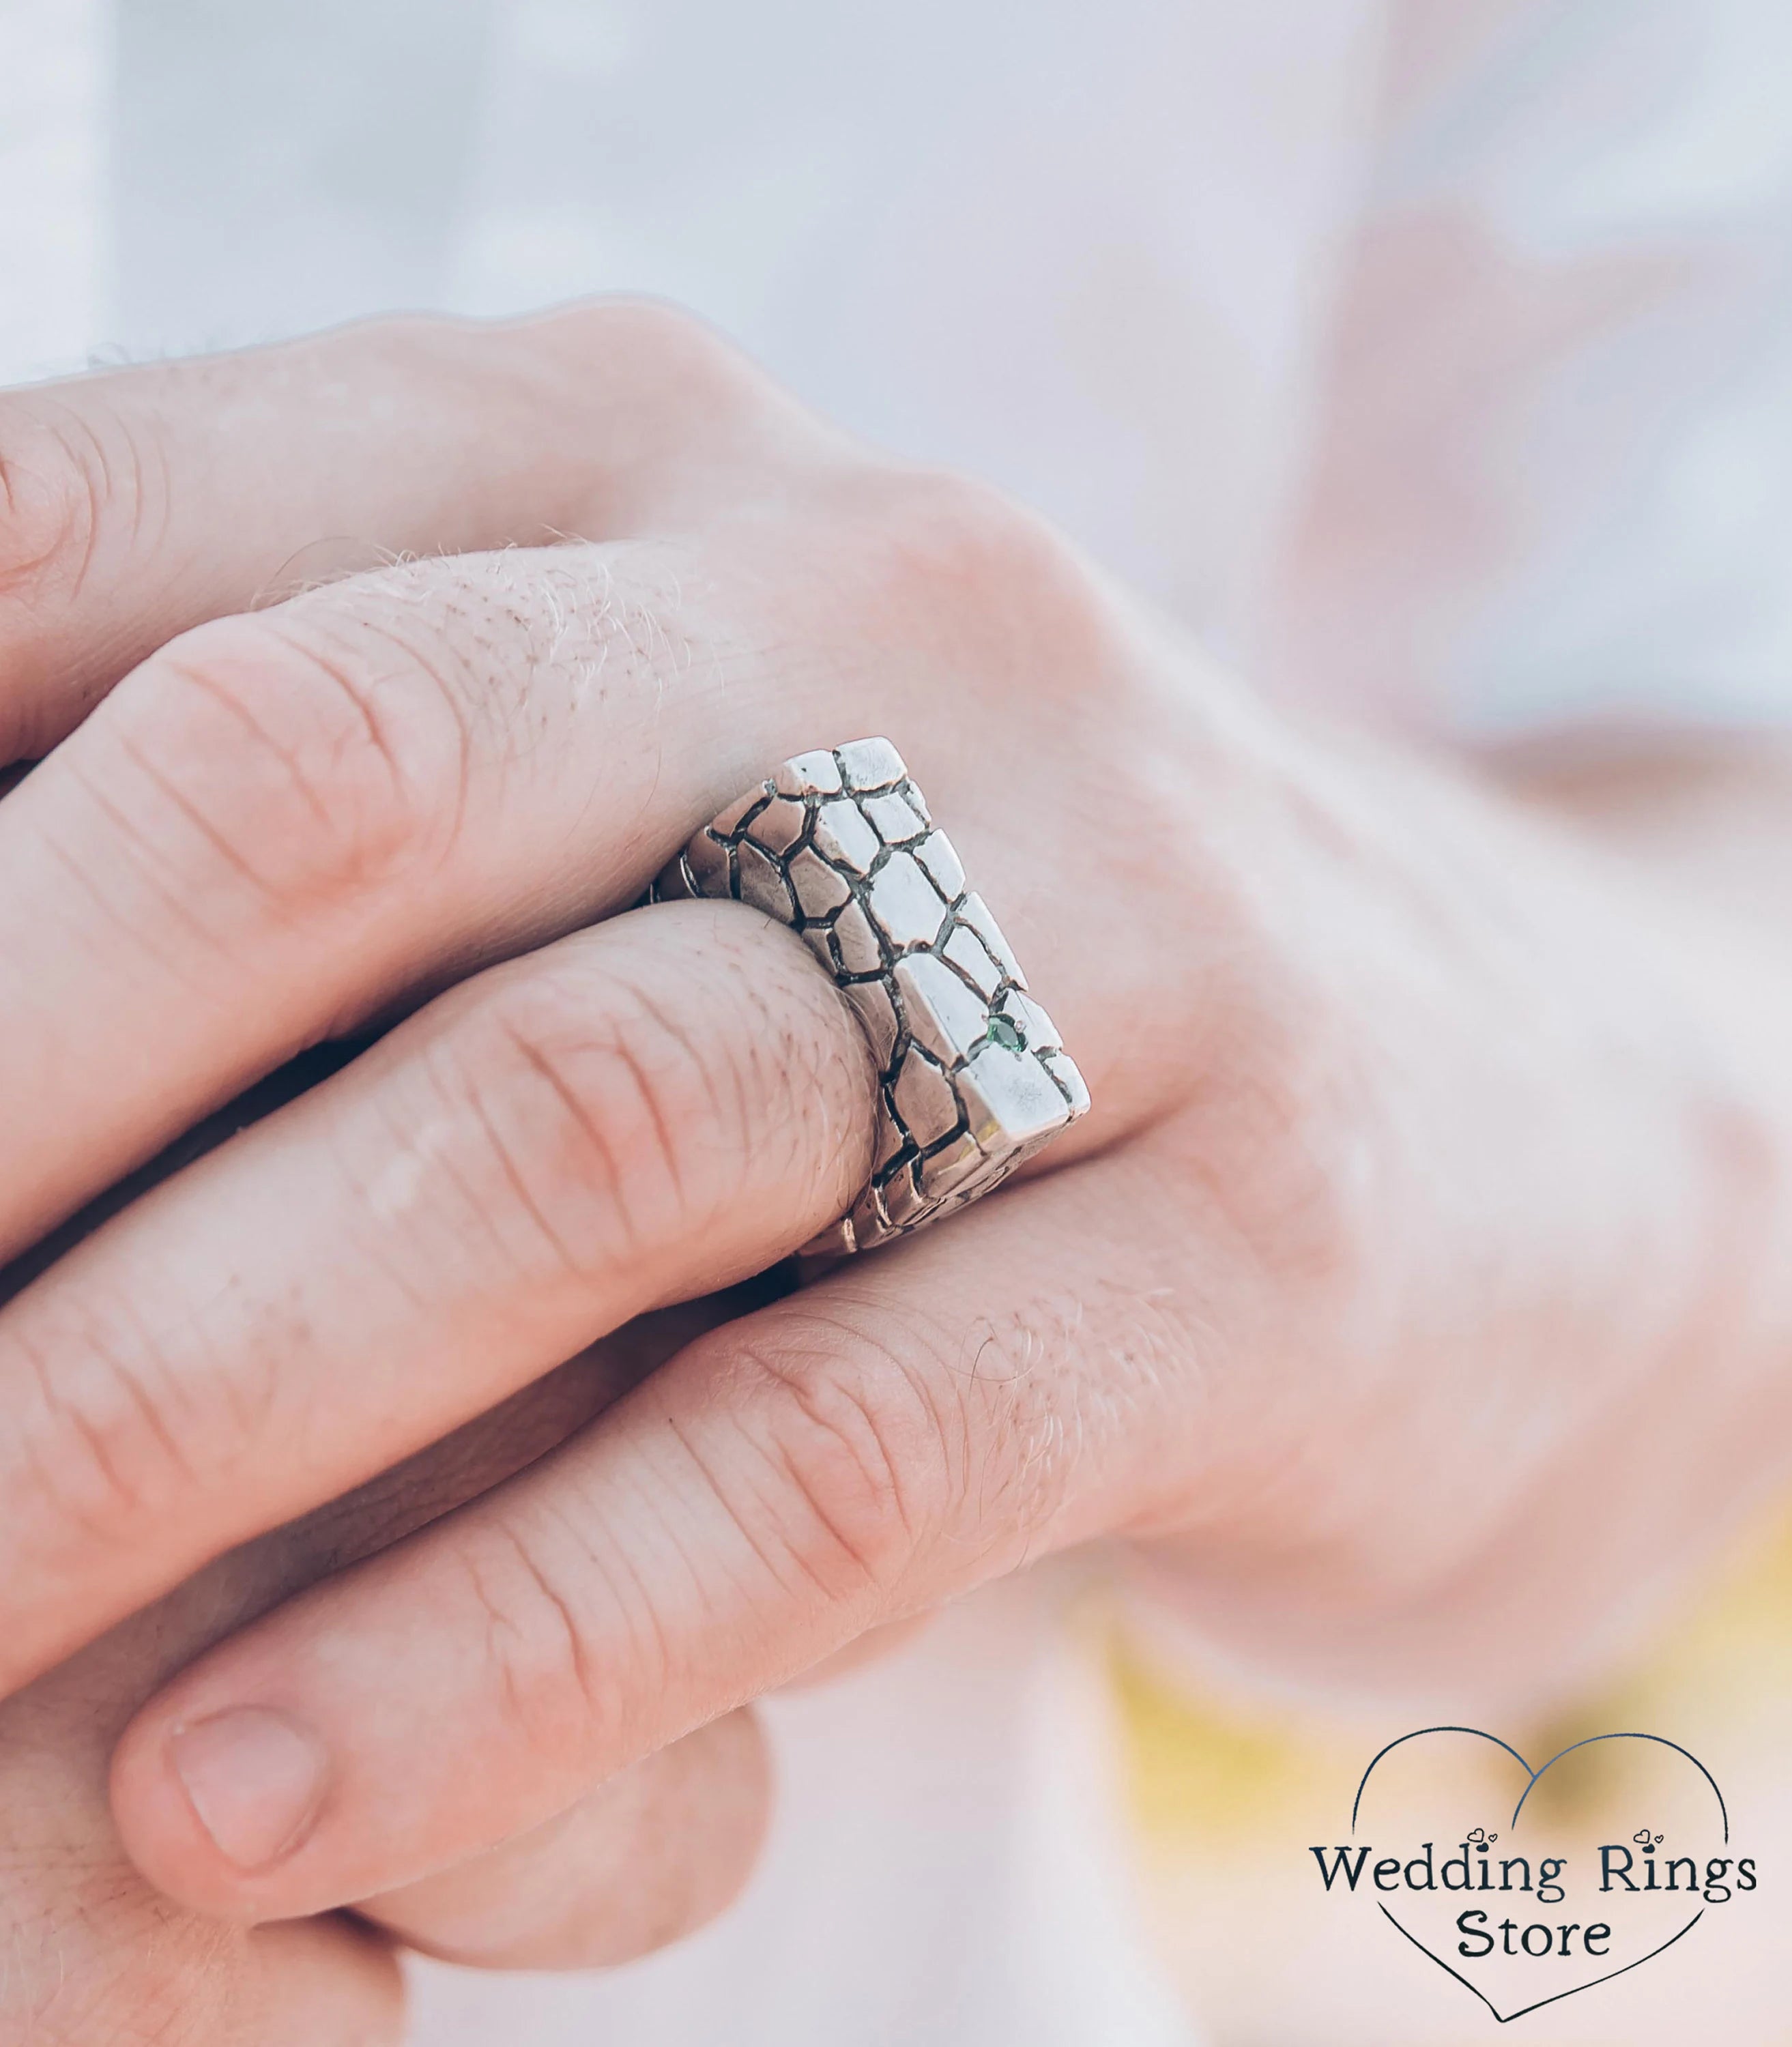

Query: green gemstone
[[986, 1013, 1026, 1054]]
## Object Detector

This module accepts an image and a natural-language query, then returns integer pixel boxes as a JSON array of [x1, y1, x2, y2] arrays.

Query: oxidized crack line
[[652, 738, 1090, 1254]]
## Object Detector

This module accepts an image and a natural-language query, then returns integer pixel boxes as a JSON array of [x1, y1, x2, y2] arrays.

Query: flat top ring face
[[654, 738, 1088, 1253]]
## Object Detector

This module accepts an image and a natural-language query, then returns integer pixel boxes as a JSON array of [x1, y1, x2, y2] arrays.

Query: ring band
[[652, 738, 1090, 1255]]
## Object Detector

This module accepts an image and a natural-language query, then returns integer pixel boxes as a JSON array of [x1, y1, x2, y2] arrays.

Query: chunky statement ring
[[652, 738, 1090, 1255]]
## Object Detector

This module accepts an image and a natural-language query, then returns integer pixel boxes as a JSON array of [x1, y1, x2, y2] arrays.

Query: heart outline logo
[[1351, 1726, 1729, 2024]]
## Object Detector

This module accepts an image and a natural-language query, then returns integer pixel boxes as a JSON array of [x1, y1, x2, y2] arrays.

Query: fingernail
[[169, 1707, 328, 1872]]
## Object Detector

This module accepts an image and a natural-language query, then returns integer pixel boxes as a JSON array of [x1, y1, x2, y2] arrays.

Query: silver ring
[[652, 738, 1090, 1255]]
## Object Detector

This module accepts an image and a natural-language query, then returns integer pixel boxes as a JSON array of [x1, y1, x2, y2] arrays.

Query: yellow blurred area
[[1112, 1507, 1792, 2044]]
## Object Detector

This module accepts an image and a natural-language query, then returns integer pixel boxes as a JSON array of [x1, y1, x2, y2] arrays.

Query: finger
[[244, 1917, 407, 2047], [31, 1914, 403, 2047], [361, 1621, 917, 1971], [0, 299, 803, 759], [0, 535, 816, 1254], [0, 899, 872, 1692], [776, 1610, 934, 1689], [358, 1710, 769, 1971], [111, 1149, 1206, 1919]]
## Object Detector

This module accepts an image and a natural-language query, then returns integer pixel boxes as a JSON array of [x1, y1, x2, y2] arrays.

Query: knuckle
[[434, 961, 736, 1283], [540, 295, 752, 390], [0, 398, 143, 613], [714, 1323, 967, 1604], [708, 1294, 1088, 1610], [0, 392, 182, 744], [0, 415, 98, 611], [114, 603, 467, 920], [839, 465, 1116, 688], [517, 297, 778, 449], [0, 1311, 205, 1565], [893, 467, 1079, 600], [450, 1518, 611, 1762], [0, 401, 169, 742]]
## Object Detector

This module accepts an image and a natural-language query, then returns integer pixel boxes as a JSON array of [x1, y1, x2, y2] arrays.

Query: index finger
[[0, 300, 784, 759]]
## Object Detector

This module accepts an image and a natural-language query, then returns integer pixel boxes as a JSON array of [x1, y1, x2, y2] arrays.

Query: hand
[[0, 1093, 777, 2045], [0, 304, 1787, 1933]]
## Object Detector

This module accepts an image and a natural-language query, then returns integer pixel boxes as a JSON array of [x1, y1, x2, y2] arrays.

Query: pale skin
[[0, 303, 1789, 2042]]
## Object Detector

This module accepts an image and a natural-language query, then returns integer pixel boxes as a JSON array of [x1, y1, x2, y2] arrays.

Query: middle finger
[[0, 897, 873, 1694]]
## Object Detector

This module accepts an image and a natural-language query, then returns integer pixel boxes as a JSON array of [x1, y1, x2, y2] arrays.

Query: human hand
[[0, 305, 1787, 1934], [0, 1096, 775, 2044]]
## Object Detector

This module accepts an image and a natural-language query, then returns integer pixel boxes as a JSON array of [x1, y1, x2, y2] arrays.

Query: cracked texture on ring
[[652, 738, 1090, 1254]]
